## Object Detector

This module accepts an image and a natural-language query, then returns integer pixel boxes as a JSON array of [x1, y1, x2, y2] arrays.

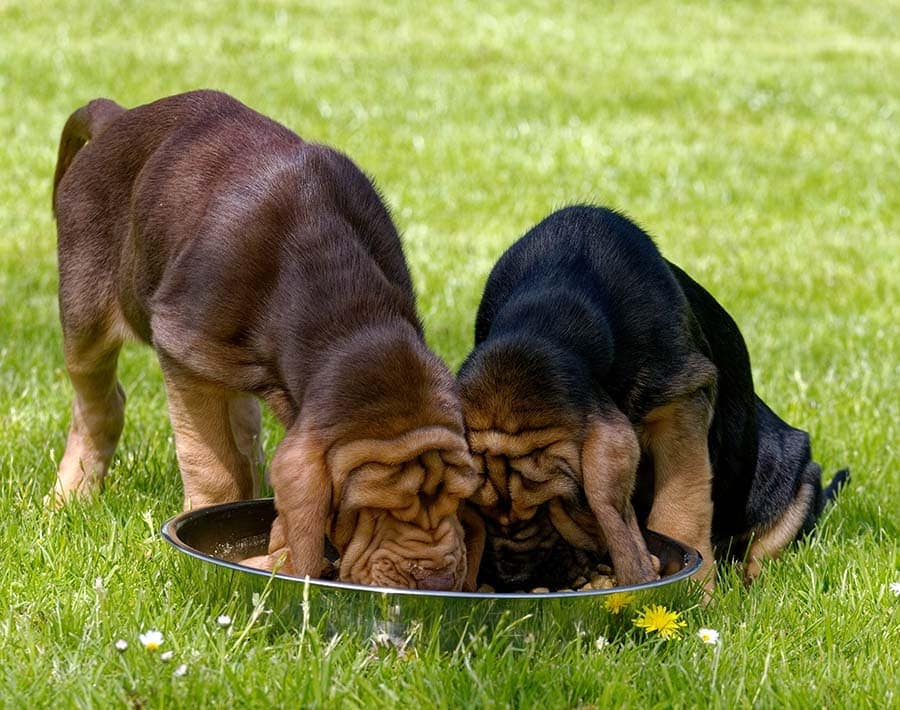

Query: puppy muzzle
[[343, 514, 467, 590]]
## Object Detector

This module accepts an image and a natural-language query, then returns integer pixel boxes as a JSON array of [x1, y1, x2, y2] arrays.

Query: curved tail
[[52, 98, 125, 214], [823, 467, 850, 505]]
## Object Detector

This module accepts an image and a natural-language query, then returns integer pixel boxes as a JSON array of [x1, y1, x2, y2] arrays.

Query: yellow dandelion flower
[[603, 592, 635, 615], [633, 605, 687, 640]]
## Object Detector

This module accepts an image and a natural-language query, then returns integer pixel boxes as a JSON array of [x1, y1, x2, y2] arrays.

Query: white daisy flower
[[139, 630, 164, 652], [889, 581, 900, 597], [217, 614, 232, 628], [114, 639, 128, 652], [697, 628, 720, 645], [594, 635, 609, 651], [160, 650, 174, 662], [173, 664, 188, 678]]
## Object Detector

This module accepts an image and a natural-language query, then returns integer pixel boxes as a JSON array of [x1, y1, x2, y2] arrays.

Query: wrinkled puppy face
[[329, 432, 480, 589], [283, 327, 482, 590], [465, 426, 603, 552], [458, 341, 607, 585]]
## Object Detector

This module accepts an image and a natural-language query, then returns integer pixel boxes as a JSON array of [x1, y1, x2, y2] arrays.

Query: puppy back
[[471, 205, 710, 418], [474, 205, 678, 341]]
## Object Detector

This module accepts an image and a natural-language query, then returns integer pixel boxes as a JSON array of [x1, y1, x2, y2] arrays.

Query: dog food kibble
[[516, 564, 618, 594], [477, 584, 495, 593], [320, 558, 340, 580], [589, 574, 616, 590], [571, 563, 619, 591]]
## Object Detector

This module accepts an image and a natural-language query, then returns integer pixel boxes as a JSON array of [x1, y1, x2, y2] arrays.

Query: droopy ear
[[580, 412, 657, 585], [269, 424, 332, 578], [459, 502, 486, 592]]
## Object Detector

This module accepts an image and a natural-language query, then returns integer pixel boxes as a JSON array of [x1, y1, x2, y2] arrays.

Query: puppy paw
[[240, 548, 294, 575]]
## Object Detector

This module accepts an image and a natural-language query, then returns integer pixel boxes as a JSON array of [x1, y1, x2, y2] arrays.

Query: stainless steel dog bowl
[[162, 498, 702, 645]]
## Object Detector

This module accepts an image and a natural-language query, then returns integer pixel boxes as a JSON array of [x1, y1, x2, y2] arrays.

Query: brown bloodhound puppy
[[458, 206, 845, 591], [50, 90, 481, 590]]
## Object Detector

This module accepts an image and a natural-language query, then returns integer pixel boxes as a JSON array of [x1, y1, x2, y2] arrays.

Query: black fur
[[461, 205, 845, 586], [664, 261, 848, 557]]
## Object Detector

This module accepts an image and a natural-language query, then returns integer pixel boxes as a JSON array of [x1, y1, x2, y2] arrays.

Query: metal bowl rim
[[161, 498, 702, 600]]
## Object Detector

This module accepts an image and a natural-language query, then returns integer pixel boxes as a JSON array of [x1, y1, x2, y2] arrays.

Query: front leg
[[581, 412, 657, 586], [268, 424, 331, 578], [643, 392, 716, 589]]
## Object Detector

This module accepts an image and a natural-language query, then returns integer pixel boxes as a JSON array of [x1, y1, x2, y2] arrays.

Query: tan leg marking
[[161, 361, 258, 510], [744, 482, 815, 581], [581, 412, 657, 585], [644, 392, 716, 589], [50, 335, 125, 506]]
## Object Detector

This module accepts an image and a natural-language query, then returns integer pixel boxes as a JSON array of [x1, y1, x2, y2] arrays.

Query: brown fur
[[462, 382, 663, 588], [639, 393, 717, 586], [742, 482, 816, 581], [461, 375, 716, 590], [50, 90, 479, 590]]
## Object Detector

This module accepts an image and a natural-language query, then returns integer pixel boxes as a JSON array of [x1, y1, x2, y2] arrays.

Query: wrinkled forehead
[[466, 425, 584, 507], [329, 425, 480, 515], [466, 425, 576, 457]]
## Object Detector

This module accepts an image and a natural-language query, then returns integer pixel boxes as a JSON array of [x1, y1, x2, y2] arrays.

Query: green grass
[[1, 0, 898, 706]]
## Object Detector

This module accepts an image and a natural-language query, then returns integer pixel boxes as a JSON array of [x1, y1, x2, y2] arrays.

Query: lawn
[[1, 0, 897, 706]]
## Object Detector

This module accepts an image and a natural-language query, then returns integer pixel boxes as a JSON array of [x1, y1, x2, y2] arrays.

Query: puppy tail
[[821, 467, 850, 507], [798, 465, 849, 540], [52, 98, 125, 215]]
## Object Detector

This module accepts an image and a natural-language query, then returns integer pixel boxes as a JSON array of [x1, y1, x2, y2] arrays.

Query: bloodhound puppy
[[50, 90, 481, 590], [458, 205, 845, 591]]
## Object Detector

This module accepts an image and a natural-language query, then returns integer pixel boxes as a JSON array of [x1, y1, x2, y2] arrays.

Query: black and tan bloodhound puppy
[[50, 90, 481, 590], [458, 205, 846, 591]]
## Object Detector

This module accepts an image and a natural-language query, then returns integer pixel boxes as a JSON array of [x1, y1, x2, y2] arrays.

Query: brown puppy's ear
[[269, 425, 331, 578], [459, 503, 486, 592], [581, 412, 657, 585]]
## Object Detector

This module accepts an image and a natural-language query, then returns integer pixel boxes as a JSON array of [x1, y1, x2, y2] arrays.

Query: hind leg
[[643, 392, 716, 589], [229, 393, 265, 491], [744, 481, 817, 581], [161, 357, 258, 510], [50, 330, 126, 506]]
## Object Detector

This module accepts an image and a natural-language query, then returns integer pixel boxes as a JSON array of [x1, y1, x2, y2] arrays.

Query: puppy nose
[[416, 572, 456, 591]]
